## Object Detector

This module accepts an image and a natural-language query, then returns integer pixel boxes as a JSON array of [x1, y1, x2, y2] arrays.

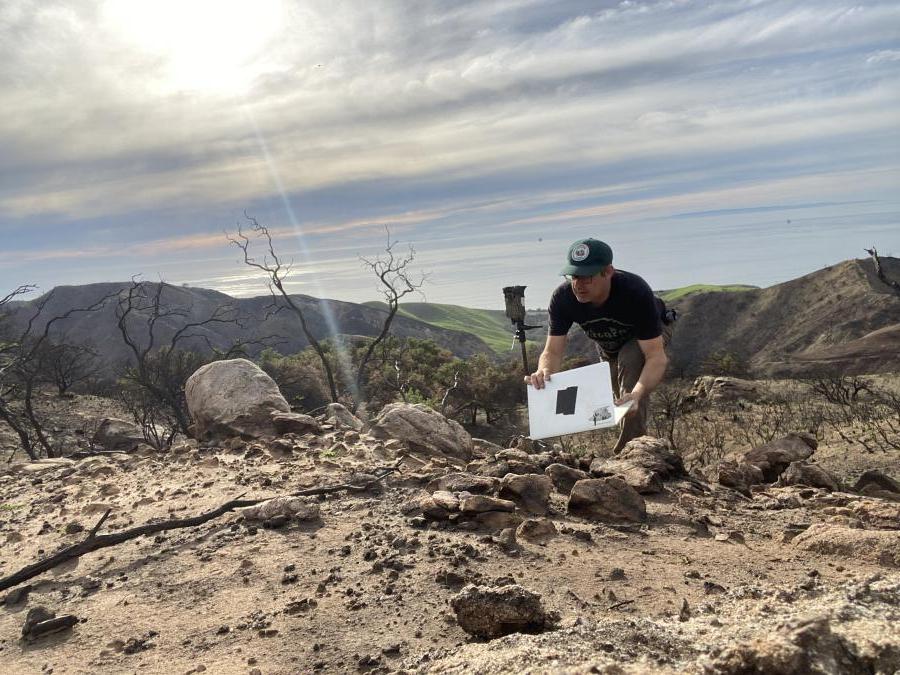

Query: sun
[[102, 0, 284, 94]]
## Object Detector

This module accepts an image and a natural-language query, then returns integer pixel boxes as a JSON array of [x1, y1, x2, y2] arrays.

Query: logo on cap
[[571, 244, 589, 262]]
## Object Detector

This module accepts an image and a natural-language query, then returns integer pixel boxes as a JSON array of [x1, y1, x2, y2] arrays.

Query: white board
[[526, 362, 633, 440]]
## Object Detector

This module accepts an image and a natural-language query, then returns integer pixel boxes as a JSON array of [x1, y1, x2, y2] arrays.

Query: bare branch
[[227, 216, 339, 403]]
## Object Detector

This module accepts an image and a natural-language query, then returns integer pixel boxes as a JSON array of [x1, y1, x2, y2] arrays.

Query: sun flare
[[102, 0, 284, 94]]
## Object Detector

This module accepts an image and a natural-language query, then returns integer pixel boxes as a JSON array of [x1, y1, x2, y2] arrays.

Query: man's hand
[[527, 335, 566, 390], [524, 368, 553, 389], [615, 386, 644, 417]]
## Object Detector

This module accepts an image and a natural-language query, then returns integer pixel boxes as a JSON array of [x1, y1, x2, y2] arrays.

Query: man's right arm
[[525, 334, 567, 389]]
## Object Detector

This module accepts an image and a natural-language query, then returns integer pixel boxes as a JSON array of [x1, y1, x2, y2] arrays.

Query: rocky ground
[[1, 391, 899, 674]]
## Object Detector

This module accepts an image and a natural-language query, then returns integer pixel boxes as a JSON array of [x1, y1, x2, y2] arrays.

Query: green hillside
[[364, 301, 536, 353], [658, 284, 757, 303]]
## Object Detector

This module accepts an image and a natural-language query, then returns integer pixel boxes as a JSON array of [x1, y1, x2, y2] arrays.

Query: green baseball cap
[[559, 238, 613, 276]]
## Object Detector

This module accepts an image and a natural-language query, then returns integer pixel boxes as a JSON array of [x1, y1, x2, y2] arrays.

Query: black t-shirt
[[548, 270, 663, 355]]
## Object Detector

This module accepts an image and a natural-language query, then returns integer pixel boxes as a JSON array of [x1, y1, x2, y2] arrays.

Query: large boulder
[[498, 474, 552, 514], [741, 433, 817, 482], [589, 436, 684, 494], [92, 417, 145, 452], [369, 403, 473, 461], [776, 461, 840, 492], [185, 359, 290, 441], [793, 524, 900, 567], [450, 584, 552, 639], [567, 477, 646, 523]]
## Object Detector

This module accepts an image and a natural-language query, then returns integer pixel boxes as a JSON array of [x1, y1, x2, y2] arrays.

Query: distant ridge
[[4, 283, 494, 373], [5, 257, 898, 376], [668, 257, 900, 376]]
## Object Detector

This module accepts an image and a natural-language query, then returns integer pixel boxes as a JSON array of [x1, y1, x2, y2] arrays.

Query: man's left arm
[[616, 336, 667, 413]]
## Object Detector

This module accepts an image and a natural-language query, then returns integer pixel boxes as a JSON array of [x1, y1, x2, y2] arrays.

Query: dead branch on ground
[[0, 465, 400, 592]]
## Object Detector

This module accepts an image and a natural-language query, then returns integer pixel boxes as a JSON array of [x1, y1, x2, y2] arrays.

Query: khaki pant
[[602, 323, 674, 453]]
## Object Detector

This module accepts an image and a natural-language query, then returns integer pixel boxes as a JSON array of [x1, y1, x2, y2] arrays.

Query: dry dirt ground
[[1, 397, 899, 674]]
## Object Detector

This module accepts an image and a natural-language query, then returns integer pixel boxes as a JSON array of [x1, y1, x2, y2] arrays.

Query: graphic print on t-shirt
[[581, 317, 634, 354]]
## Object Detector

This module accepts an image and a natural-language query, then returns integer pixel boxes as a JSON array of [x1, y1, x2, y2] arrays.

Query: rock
[[516, 519, 558, 544], [567, 477, 647, 523], [473, 511, 523, 532], [271, 411, 321, 435], [92, 418, 145, 452], [793, 523, 900, 567], [544, 463, 589, 495], [850, 500, 900, 530], [717, 460, 765, 496], [3, 585, 32, 607], [777, 462, 840, 491], [472, 438, 503, 454], [496, 448, 531, 462], [239, 497, 320, 522], [417, 496, 451, 520], [479, 460, 512, 478], [431, 491, 461, 512], [494, 527, 518, 551], [460, 495, 516, 514], [690, 376, 764, 403], [498, 474, 552, 514], [369, 403, 473, 461], [589, 436, 684, 493], [21, 607, 78, 641], [704, 581, 727, 595], [8, 458, 75, 475], [450, 584, 552, 639], [853, 469, 900, 501], [427, 472, 496, 495], [325, 403, 364, 431], [65, 521, 85, 535], [185, 359, 290, 441], [505, 459, 542, 475], [741, 433, 817, 482], [707, 615, 896, 674]]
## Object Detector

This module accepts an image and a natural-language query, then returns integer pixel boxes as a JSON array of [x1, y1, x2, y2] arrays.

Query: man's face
[[568, 267, 611, 303]]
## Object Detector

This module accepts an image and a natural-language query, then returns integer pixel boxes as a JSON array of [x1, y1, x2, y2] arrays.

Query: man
[[525, 238, 673, 453]]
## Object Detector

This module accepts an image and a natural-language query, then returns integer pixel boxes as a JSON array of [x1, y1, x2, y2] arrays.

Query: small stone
[[450, 584, 552, 639], [609, 568, 627, 581], [3, 584, 32, 607], [704, 581, 726, 595]]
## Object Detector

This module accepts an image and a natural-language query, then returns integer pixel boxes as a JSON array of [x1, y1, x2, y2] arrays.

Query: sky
[[1, 0, 899, 309]]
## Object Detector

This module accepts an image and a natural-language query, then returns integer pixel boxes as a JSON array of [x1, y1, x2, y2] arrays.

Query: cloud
[[0, 1, 898, 303]]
